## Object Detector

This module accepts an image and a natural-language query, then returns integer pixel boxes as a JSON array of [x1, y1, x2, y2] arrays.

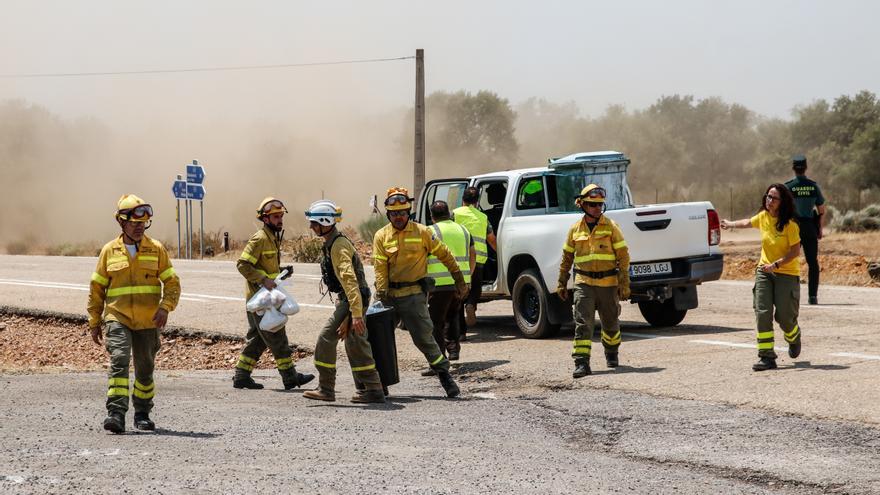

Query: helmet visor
[[384, 194, 410, 207], [582, 187, 606, 200], [262, 200, 286, 214]]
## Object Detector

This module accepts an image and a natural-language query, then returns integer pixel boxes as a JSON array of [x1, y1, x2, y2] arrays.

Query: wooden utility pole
[[414, 48, 425, 201]]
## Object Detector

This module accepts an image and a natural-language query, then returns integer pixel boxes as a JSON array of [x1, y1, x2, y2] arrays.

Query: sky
[[1, 0, 879, 245], [2, 0, 879, 120]]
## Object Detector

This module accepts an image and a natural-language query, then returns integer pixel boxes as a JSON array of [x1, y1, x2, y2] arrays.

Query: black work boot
[[233, 370, 264, 390], [605, 352, 619, 368], [103, 411, 125, 434], [573, 360, 591, 378], [438, 371, 460, 398], [752, 357, 778, 371], [133, 412, 155, 431], [281, 369, 315, 390], [788, 340, 802, 359]]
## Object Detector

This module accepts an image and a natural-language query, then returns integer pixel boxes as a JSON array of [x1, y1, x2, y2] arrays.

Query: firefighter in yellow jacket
[[88, 194, 181, 434], [373, 187, 468, 397], [233, 197, 314, 390], [557, 184, 630, 378]]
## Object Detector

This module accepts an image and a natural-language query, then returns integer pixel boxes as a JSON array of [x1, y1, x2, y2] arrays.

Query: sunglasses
[[384, 194, 410, 207], [583, 202, 603, 207], [765, 194, 781, 202], [388, 210, 409, 217]]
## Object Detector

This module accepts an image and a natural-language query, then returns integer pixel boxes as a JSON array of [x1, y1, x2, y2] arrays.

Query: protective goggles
[[384, 194, 410, 207], [261, 200, 286, 214], [118, 204, 153, 221], [580, 187, 606, 200]]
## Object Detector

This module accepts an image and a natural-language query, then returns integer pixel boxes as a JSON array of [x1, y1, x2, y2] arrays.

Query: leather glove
[[557, 274, 570, 300], [452, 271, 469, 300], [617, 273, 631, 300], [279, 265, 294, 280], [375, 290, 390, 306]]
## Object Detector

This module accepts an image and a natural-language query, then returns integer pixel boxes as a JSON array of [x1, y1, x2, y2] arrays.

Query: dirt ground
[[720, 230, 880, 287], [0, 314, 309, 373]]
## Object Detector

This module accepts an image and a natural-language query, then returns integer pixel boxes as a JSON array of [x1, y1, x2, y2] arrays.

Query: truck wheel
[[638, 299, 687, 327], [512, 269, 561, 338]]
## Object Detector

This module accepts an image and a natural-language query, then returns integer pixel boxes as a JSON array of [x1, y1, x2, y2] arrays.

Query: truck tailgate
[[607, 202, 716, 262]]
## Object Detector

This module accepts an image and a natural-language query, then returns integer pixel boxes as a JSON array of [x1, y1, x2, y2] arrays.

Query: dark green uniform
[[784, 175, 825, 300]]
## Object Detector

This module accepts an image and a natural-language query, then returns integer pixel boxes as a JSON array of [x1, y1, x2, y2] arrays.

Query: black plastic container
[[365, 306, 399, 387]]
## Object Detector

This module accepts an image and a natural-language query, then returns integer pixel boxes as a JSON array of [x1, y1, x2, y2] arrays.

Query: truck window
[[516, 177, 546, 210], [551, 171, 631, 212]]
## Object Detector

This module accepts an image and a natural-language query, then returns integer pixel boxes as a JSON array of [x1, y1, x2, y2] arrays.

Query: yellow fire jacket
[[372, 220, 460, 298], [558, 214, 630, 288], [88, 235, 181, 329], [327, 232, 370, 318], [238, 225, 282, 300]]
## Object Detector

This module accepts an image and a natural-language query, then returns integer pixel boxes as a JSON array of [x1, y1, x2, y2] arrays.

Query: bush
[[286, 235, 323, 263], [860, 204, 880, 218], [6, 241, 28, 255], [357, 215, 388, 244], [46, 243, 89, 256], [831, 204, 880, 232]]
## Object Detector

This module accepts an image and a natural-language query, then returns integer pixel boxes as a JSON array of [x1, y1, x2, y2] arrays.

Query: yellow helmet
[[575, 184, 606, 206], [384, 187, 413, 211], [256, 197, 288, 219], [115, 194, 153, 223]]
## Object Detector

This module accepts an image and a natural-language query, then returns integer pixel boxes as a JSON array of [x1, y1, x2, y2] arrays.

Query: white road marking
[[179, 269, 323, 280], [623, 332, 672, 340], [471, 392, 496, 399], [0, 279, 334, 310], [830, 352, 880, 361], [690, 339, 789, 352], [3, 475, 25, 484]]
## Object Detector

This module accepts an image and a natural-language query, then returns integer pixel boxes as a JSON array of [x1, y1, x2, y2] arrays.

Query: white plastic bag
[[365, 300, 387, 316], [246, 288, 274, 313], [277, 285, 300, 316], [259, 306, 288, 332]]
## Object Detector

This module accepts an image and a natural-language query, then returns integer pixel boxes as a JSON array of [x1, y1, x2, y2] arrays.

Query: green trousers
[[391, 292, 450, 372], [753, 270, 801, 359], [105, 321, 161, 414], [235, 312, 298, 376], [571, 284, 621, 363], [313, 296, 382, 392]]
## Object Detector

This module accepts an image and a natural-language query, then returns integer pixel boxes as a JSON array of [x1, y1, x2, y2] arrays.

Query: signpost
[[171, 160, 207, 259]]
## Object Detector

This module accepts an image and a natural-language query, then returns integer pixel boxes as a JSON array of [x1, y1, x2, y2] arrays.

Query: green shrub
[[831, 204, 880, 232], [357, 215, 388, 243], [46, 243, 82, 256], [860, 204, 880, 218], [286, 235, 323, 263]]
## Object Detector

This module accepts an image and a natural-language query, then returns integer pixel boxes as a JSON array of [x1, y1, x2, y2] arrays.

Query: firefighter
[[372, 187, 467, 397], [428, 200, 475, 362], [88, 194, 181, 433], [301, 200, 385, 403], [232, 197, 314, 390], [453, 186, 497, 331], [556, 184, 631, 378]]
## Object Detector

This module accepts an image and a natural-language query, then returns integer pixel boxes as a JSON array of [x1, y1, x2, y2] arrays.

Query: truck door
[[416, 179, 469, 225]]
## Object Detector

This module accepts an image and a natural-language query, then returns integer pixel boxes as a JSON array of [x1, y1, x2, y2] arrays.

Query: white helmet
[[304, 200, 342, 227]]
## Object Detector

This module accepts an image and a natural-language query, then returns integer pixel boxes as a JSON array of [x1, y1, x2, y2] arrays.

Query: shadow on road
[[305, 401, 407, 411], [590, 365, 666, 376], [154, 429, 221, 439], [789, 361, 850, 371], [452, 359, 510, 374]]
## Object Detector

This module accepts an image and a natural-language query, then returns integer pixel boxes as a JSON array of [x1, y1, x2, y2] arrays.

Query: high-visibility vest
[[428, 220, 471, 286], [453, 205, 489, 264]]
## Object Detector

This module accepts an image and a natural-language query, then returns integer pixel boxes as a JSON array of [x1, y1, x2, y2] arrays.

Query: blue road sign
[[186, 163, 206, 184], [172, 180, 188, 199], [186, 183, 206, 201]]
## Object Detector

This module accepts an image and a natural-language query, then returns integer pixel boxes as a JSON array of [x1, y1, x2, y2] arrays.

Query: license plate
[[629, 262, 672, 277]]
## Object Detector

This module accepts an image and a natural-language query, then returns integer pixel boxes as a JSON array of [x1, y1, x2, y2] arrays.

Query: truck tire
[[638, 299, 687, 327], [512, 269, 561, 338]]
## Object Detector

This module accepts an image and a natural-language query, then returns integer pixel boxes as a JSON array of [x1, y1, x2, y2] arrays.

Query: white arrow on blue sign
[[186, 164, 206, 184], [186, 183, 206, 201], [172, 180, 188, 199]]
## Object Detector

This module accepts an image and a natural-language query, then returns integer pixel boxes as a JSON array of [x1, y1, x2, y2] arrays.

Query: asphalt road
[[1, 254, 879, 493]]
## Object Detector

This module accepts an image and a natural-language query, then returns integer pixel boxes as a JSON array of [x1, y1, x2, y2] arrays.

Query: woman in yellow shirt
[[721, 184, 802, 371]]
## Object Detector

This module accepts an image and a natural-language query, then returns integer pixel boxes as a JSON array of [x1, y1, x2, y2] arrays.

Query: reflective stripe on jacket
[[453, 205, 489, 264], [372, 221, 460, 298], [428, 220, 471, 286], [87, 235, 180, 329], [237, 225, 282, 299], [558, 215, 630, 287]]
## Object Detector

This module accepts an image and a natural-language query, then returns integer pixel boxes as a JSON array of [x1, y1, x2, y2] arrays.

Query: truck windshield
[[550, 169, 631, 212]]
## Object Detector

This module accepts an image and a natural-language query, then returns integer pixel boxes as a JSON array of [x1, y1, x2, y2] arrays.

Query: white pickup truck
[[416, 151, 724, 338]]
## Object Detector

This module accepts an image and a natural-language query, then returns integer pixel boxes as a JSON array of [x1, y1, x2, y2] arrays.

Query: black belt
[[574, 268, 619, 279], [389, 280, 422, 289]]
